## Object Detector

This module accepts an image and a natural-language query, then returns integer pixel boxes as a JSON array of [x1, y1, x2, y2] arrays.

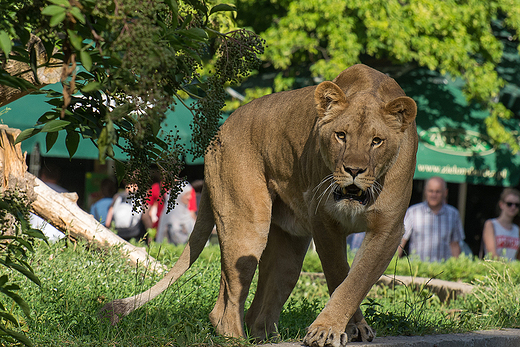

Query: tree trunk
[[0, 125, 165, 273], [0, 35, 63, 107]]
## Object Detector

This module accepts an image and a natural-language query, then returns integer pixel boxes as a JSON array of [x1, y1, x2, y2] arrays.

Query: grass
[[2, 238, 520, 346]]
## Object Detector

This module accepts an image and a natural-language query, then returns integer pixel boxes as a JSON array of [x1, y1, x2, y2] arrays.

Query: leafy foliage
[[0, 0, 264, 209], [0, 191, 46, 346], [231, 0, 520, 152]]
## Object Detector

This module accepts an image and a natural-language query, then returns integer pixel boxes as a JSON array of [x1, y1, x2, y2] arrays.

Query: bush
[[0, 191, 46, 346]]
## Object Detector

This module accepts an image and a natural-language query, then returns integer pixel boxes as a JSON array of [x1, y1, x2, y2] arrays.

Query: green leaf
[[177, 28, 208, 41], [67, 29, 83, 51], [41, 119, 71, 132], [209, 4, 237, 16], [0, 311, 19, 326], [0, 325, 33, 347], [180, 13, 192, 30], [164, 0, 178, 14], [0, 285, 32, 316], [81, 81, 101, 93], [0, 275, 7, 287], [0, 30, 12, 57], [110, 103, 134, 119], [41, 5, 66, 16], [48, 0, 70, 6], [15, 128, 41, 145], [25, 229, 48, 242], [46, 132, 59, 152], [0, 70, 35, 90], [165, 0, 178, 27], [14, 26, 30, 46], [70, 7, 86, 24], [29, 45, 40, 85], [49, 11, 67, 27], [42, 40, 55, 62], [66, 131, 80, 157], [80, 50, 92, 71]]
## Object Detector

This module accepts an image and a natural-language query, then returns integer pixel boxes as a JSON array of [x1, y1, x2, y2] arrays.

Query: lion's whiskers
[[314, 176, 337, 214], [312, 174, 334, 197], [367, 180, 382, 204]]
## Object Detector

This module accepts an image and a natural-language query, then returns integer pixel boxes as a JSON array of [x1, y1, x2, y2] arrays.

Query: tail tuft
[[99, 299, 132, 325]]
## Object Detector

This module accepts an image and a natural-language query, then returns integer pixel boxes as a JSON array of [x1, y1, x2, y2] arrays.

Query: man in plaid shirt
[[398, 176, 465, 262]]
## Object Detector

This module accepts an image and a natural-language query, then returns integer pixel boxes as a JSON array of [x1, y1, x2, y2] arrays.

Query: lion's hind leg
[[245, 224, 311, 341], [208, 191, 273, 338]]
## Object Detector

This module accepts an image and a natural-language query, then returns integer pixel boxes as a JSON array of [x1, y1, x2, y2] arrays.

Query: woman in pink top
[[482, 188, 520, 260]]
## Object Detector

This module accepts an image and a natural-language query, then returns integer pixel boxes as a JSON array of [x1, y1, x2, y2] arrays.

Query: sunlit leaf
[[80, 50, 92, 71], [67, 29, 83, 51], [81, 81, 101, 93], [209, 4, 237, 16], [41, 120, 71, 132], [41, 5, 66, 16], [0, 30, 12, 57], [70, 7, 86, 24], [49, 11, 67, 27], [48, 0, 70, 6]]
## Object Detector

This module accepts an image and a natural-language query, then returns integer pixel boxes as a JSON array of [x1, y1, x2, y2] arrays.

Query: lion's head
[[314, 80, 417, 213]]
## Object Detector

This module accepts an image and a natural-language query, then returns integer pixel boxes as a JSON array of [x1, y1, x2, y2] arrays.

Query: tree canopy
[[0, 0, 264, 206], [232, 0, 520, 153]]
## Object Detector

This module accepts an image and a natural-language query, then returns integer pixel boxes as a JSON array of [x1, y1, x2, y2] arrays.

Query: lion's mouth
[[333, 184, 368, 205]]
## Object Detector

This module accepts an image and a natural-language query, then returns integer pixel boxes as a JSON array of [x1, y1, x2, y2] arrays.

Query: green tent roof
[[398, 69, 520, 187]]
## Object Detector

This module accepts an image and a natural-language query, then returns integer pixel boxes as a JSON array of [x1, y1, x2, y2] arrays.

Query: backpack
[[111, 193, 145, 240]]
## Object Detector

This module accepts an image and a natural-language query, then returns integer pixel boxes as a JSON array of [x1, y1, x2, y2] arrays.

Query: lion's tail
[[100, 184, 215, 324]]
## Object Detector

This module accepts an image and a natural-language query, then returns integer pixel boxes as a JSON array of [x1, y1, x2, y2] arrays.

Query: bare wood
[[0, 125, 164, 272]]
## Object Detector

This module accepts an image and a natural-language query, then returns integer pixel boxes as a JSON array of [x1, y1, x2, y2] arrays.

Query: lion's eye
[[335, 132, 347, 142], [372, 137, 383, 146]]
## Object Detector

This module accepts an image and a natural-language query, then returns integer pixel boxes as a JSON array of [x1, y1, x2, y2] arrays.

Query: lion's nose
[[345, 166, 366, 178]]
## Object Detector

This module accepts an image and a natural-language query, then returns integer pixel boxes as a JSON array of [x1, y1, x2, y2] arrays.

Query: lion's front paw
[[303, 326, 348, 347], [345, 321, 376, 342]]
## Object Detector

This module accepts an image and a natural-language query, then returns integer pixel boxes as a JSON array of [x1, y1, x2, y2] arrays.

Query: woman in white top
[[482, 188, 520, 260]]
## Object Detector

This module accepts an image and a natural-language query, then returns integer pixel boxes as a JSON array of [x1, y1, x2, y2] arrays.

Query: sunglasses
[[505, 202, 520, 208]]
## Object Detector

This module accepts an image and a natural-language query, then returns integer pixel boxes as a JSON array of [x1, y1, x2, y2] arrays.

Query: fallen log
[[31, 176, 166, 272], [301, 271, 473, 302], [0, 125, 165, 272]]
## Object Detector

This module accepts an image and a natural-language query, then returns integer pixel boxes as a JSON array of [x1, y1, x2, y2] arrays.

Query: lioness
[[101, 64, 418, 346]]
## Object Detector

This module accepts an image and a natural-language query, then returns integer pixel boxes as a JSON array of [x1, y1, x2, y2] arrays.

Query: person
[[143, 179, 165, 230], [156, 182, 196, 245], [89, 178, 117, 224], [39, 163, 68, 193], [481, 188, 520, 260], [398, 176, 465, 262], [105, 181, 147, 241]]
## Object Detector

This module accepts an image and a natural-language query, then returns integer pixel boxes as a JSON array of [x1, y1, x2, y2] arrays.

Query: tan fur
[[100, 64, 418, 347]]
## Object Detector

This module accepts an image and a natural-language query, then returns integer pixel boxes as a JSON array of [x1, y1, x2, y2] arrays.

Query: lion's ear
[[385, 96, 417, 131], [315, 81, 347, 118]]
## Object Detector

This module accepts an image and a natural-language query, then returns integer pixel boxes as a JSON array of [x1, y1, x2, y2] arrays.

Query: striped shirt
[[403, 201, 465, 262]]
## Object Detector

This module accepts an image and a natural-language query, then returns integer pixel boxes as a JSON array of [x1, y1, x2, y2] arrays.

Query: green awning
[[0, 86, 205, 165], [398, 69, 520, 187]]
